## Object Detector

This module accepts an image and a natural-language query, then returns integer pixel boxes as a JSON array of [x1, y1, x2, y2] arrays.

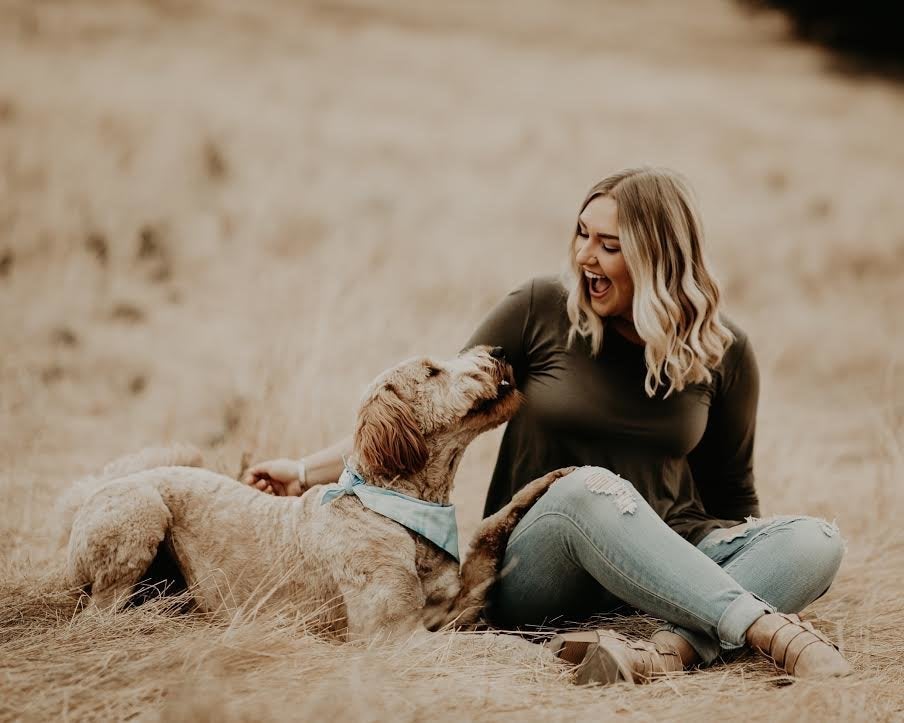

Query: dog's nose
[[489, 346, 506, 361]]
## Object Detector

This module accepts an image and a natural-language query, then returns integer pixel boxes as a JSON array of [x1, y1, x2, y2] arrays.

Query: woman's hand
[[242, 437, 352, 496], [242, 458, 304, 497]]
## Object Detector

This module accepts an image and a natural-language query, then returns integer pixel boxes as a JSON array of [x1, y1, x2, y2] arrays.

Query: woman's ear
[[354, 384, 428, 478]]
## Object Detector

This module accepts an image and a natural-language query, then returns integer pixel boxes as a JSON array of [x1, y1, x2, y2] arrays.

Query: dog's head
[[353, 346, 521, 479]]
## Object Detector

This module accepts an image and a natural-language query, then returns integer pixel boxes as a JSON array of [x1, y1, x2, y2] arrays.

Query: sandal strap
[[785, 637, 825, 675], [601, 634, 682, 681], [765, 613, 840, 674]]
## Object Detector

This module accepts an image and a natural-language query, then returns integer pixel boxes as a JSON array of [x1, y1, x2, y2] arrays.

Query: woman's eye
[[603, 245, 620, 253], [576, 227, 589, 238]]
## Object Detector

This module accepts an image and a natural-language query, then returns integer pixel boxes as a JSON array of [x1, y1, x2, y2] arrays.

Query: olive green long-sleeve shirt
[[465, 275, 760, 545]]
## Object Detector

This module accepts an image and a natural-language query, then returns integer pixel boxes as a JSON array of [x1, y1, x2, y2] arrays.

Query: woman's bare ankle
[[651, 630, 700, 667], [744, 611, 784, 646]]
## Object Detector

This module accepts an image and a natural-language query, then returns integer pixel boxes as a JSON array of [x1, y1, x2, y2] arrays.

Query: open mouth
[[584, 269, 612, 298], [471, 379, 515, 414]]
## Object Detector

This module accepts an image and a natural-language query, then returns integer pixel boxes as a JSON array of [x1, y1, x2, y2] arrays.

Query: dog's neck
[[352, 434, 471, 504]]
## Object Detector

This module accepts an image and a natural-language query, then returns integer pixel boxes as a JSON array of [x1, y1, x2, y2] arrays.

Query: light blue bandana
[[320, 466, 460, 561]]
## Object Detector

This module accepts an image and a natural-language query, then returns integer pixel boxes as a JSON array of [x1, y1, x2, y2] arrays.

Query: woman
[[244, 167, 851, 683]]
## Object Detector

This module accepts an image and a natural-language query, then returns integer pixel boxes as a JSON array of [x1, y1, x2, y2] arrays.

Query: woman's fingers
[[247, 474, 274, 493], [243, 459, 299, 485], [242, 465, 263, 485], [242, 459, 303, 496], [247, 476, 301, 497]]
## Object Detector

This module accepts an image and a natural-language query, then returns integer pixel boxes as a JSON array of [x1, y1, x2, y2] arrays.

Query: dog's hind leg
[[57, 444, 202, 551], [426, 466, 577, 630], [67, 481, 173, 611]]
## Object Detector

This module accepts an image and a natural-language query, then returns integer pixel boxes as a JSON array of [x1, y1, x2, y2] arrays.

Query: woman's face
[[575, 195, 634, 322]]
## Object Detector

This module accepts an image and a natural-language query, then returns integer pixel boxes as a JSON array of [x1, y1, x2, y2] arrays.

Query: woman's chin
[[589, 296, 613, 317]]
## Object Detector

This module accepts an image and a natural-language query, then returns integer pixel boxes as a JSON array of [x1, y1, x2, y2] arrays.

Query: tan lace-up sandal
[[746, 612, 852, 678], [545, 629, 684, 685]]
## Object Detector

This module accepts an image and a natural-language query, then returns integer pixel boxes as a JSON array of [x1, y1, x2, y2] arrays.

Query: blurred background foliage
[[745, 0, 903, 72]]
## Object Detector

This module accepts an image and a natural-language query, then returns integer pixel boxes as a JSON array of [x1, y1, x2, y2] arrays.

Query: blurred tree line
[[745, 1, 902, 71]]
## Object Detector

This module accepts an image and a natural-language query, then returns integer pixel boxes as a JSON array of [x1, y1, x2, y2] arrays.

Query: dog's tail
[[56, 443, 204, 550]]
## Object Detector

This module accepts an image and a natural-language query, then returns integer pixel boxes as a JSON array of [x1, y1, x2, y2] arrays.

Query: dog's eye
[[426, 365, 442, 378]]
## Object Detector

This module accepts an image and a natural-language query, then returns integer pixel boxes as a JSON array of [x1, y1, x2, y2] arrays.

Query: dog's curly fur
[[61, 347, 573, 641]]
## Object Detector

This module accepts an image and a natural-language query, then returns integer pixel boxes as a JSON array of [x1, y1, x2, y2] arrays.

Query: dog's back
[[61, 452, 416, 632], [56, 444, 204, 551]]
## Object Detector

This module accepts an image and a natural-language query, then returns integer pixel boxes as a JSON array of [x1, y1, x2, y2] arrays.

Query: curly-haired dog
[[62, 346, 574, 640]]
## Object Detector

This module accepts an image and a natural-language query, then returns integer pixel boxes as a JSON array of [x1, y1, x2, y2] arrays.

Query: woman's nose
[[574, 237, 594, 265]]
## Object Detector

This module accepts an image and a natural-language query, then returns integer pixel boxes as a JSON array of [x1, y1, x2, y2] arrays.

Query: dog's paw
[[511, 466, 578, 507], [544, 465, 578, 482]]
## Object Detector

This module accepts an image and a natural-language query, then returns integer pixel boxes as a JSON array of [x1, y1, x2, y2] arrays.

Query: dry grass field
[[2, 0, 903, 720]]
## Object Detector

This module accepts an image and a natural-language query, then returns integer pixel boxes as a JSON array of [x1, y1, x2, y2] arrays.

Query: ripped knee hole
[[583, 468, 638, 515]]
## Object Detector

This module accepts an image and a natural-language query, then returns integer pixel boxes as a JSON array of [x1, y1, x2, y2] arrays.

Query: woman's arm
[[243, 435, 352, 496], [302, 436, 352, 485], [688, 329, 761, 521]]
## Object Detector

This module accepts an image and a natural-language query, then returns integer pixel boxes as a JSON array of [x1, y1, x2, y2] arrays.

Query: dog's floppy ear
[[354, 384, 428, 478]]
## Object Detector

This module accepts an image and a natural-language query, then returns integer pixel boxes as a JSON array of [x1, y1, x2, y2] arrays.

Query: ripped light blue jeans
[[491, 467, 845, 664]]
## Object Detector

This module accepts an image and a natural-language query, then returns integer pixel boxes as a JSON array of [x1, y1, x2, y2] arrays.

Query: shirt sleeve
[[461, 279, 534, 387], [688, 331, 761, 521]]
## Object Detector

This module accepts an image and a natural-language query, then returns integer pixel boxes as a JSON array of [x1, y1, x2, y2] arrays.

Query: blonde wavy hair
[[565, 167, 733, 398]]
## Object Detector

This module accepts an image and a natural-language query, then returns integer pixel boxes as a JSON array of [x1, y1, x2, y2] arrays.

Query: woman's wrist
[[296, 436, 353, 486], [298, 455, 345, 486]]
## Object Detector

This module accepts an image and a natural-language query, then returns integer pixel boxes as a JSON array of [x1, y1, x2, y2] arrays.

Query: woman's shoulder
[[520, 274, 569, 306], [716, 316, 756, 379], [721, 316, 749, 347], [491, 275, 568, 319]]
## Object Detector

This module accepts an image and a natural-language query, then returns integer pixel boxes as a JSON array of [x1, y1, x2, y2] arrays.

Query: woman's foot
[[546, 629, 686, 685], [745, 612, 852, 678]]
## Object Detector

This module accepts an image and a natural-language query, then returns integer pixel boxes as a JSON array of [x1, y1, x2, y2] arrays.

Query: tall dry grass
[[1, 0, 903, 720]]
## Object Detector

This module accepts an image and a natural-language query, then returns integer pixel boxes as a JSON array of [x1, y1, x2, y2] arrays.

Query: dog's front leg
[[424, 466, 577, 630], [339, 566, 428, 642]]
